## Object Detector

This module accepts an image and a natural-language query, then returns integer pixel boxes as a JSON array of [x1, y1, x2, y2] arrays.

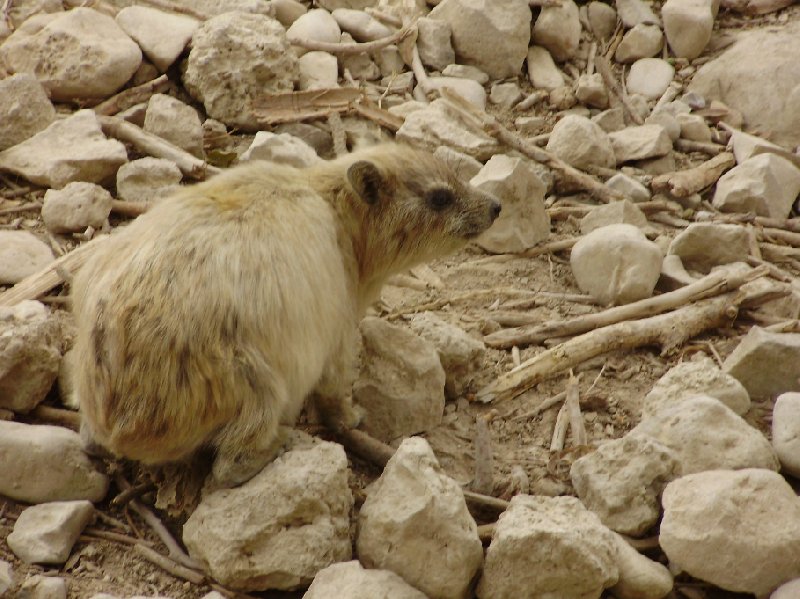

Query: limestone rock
[[712, 153, 800, 219], [357, 437, 483, 599], [408, 312, 486, 399], [645, 110, 681, 142], [616, 0, 661, 27], [729, 128, 783, 164], [0, 110, 128, 188], [667, 223, 751, 273], [631, 395, 779, 474], [593, 108, 626, 132], [429, 0, 531, 79], [571, 435, 680, 536], [42, 182, 112, 234], [184, 436, 352, 591], [527, 46, 565, 90], [416, 17, 455, 71], [304, 561, 427, 599], [615, 24, 664, 63], [660, 469, 800, 596], [575, 73, 608, 109], [17, 575, 67, 599], [470, 154, 550, 254], [606, 173, 650, 202], [423, 76, 486, 110], [772, 579, 800, 599], [0, 421, 109, 503], [184, 12, 297, 130], [354, 318, 445, 442], [490, 82, 523, 109], [240, 131, 321, 168], [477, 495, 619, 599], [587, 1, 617, 41], [611, 532, 673, 599], [0, 8, 141, 101], [298, 51, 339, 90], [5, 0, 62, 29], [676, 113, 712, 142], [723, 326, 800, 398], [0, 560, 13, 596], [0, 232, 52, 284], [688, 24, 800, 147], [286, 8, 340, 57], [546, 115, 615, 170], [441, 64, 489, 84], [531, 0, 581, 62], [662, 0, 715, 60], [570, 224, 662, 305], [115, 6, 199, 72], [0, 73, 55, 151], [331, 8, 390, 41], [144, 94, 204, 158], [643, 355, 750, 418], [273, 0, 307, 26], [116, 157, 182, 204], [274, 123, 333, 158], [626, 59, 675, 101], [773, 392, 800, 478], [318, 0, 377, 9], [609, 124, 673, 163], [580, 200, 648, 235], [432, 146, 483, 181], [7, 501, 94, 564]]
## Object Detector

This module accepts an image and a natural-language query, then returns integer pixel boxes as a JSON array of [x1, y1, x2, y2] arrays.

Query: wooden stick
[[134, 543, 205, 585], [30, 405, 81, 429], [292, 23, 415, 55], [98, 116, 220, 180], [93, 74, 170, 116], [651, 152, 735, 198], [512, 391, 566, 421], [565, 374, 586, 446], [462, 489, 509, 511], [595, 55, 644, 126], [82, 528, 154, 547], [471, 414, 494, 495], [484, 265, 767, 348], [111, 199, 149, 218], [675, 139, 726, 155], [550, 400, 570, 452]]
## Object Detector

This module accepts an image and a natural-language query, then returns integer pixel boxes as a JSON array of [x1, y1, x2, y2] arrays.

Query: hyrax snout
[[72, 143, 500, 486]]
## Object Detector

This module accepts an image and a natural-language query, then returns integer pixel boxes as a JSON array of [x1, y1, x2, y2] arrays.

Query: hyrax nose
[[490, 201, 502, 221]]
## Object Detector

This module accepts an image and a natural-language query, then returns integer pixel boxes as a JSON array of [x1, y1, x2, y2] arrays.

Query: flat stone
[[184, 435, 352, 591], [773, 392, 800, 478], [477, 495, 619, 599], [423, 76, 486, 110], [0, 8, 141, 101], [615, 24, 664, 63], [662, 0, 715, 60], [580, 200, 649, 235], [609, 124, 673, 162], [593, 107, 626, 132], [0, 110, 128, 188], [7, 500, 94, 564], [0, 73, 55, 151], [115, 6, 199, 71], [354, 318, 446, 442], [116, 157, 182, 204], [490, 82, 523, 109], [441, 64, 489, 84], [42, 182, 112, 234], [575, 73, 608, 109], [358, 437, 483, 599], [432, 146, 483, 181], [531, 0, 581, 62], [676, 113, 712, 142], [646, 110, 681, 142], [606, 173, 651, 201], [660, 469, 800, 596], [331, 8, 390, 41], [17, 575, 67, 599], [471, 154, 550, 254], [298, 51, 339, 90], [304, 561, 427, 599], [626, 58, 675, 100], [587, 1, 617, 40], [729, 128, 783, 164], [0, 232, 53, 284], [144, 94, 204, 158], [527, 46, 565, 90], [546, 114, 615, 169], [723, 327, 800, 398], [416, 17, 454, 71], [712, 153, 800, 219], [643, 355, 750, 418], [667, 223, 752, 273], [240, 131, 321, 167]]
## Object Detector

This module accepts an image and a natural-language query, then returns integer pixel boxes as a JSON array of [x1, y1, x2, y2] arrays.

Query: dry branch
[[111, 199, 149, 218], [565, 375, 586, 446], [134, 544, 205, 585], [93, 74, 170, 116], [291, 22, 415, 54], [651, 152, 735, 198], [674, 139, 726, 155], [471, 415, 494, 495], [484, 265, 767, 348], [251, 87, 362, 126], [549, 400, 570, 452], [595, 55, 644, 126]]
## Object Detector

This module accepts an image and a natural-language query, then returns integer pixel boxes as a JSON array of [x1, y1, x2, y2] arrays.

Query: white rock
[[273, 0, 307, 26], [471, 154, 550, 254], [531, 0, 581, 62], [643, 355, 750, 418], [416, 17, 454, 71], [515, 115, 547, 135], [442, 64, 489, 84], [626, 58, 675, 100], [616, 0, 661, 28], [340, 32, 381, 80], [631, 395, 779, 474], [42, 182, 112, 234], [773, 392, 800, 478], [240, 131, 321, 167], [576, 73, 608, 109], [429, 0, 531, 79], [408, 312, 486, 399], [0, 232, 53, 284], [609, 124, 673, 163], [184, 436, 352, 591], [712, 153, 800, 219], [660, 469, 800, 596], [593, 107, 626, 132], [7, 501, 94, 564], [772, 579, 800, 599], [477, 495, 619, 599], [116, 157, 182, 204], [375, 44, 404, 77], [298, 51, 339, 90], [331, 8, 390, 41], [606, 173, 651, 202], [396, 99, 501, 160], [645, 110, 681, 142], [0, 110, 128, 188], [615, 24, 664, 63], [0, 8, 141, 101], [662, 0, 715, 60], [354, 318, 445, 442], [527, 46, 566, 90], [358, 437, 483, 599], [611, 533, 673, 599], [546, 114, 615, 169], [0, 560, 13, 596], [571, 224, 662, 305], [432, 146, 483, 181], [423, 76, 487, 110], [729, 128, 783, 164], [0, 421, 109, 503], [0, 73, 55, 151], [143, 94, 204, 158], [185, 12, 297, 130], [667, 223, 751, 273], [287, 8, 341, 56], [17, 575, 67, 599], [490, 82, 523, 108], [724, 326, 800, 398], [571, 435, 679, 536], [115, 6, 199, 72], [587, 1, 617, 40], [303, 561, 427, 599], [580, 200, 648, 235], [676, 113, 712, 142]]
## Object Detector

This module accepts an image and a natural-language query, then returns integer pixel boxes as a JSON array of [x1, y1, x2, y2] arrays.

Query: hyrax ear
[[347, 160, 383, 205]]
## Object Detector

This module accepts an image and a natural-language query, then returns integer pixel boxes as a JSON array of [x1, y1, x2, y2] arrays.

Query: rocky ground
[[1, 0, 800, 598]]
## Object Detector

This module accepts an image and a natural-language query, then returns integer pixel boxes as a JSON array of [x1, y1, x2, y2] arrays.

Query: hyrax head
[[341, 144, 501, 272]]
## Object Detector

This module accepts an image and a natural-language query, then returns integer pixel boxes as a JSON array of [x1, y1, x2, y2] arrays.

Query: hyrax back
[[73, 143, 500, 486]]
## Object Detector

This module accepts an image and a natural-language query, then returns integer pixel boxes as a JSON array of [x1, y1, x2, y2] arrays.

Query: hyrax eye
[[427, 188, 455, 211]]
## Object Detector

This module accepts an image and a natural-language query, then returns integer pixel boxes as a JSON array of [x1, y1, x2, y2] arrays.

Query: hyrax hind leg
[[309, 335, 364, 432]]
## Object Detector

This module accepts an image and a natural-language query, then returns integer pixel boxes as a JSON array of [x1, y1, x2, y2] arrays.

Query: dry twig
[[292, 22, 415, 54], [93, 74, 170, 116], [133, 543, 205, 585], [471, 414, 494, 495], [651, 152, 735, 198]]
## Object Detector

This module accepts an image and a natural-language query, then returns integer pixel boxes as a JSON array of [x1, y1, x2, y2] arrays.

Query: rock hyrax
[[72, 143, 501, 486]]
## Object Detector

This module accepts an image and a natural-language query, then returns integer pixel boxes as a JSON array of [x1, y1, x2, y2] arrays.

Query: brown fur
[[72, 143, 500, 486]]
